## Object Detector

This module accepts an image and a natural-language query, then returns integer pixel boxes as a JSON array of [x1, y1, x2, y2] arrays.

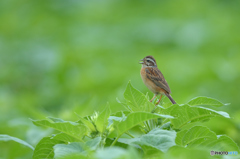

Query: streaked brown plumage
[[139, 55, 176, 105]]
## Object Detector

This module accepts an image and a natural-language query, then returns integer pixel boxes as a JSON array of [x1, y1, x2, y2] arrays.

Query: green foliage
[[114, 112, 173, 137], [32, 118, 88, 142], [187, 96, 228, 107], [32, 137, 64, 159], [175, 126, 239, 151], [95, 104, 111, 133], [95, 146, 140, 159], [1, 0, 240, 158], [160, 104, 230, 129], [118, 128, 176, 153], [0, 135, 34, 150], [3, 82, 238, 159], [53, 142, 87, 158], [1, 0, 240, 117], [122, 82, 155, 112]]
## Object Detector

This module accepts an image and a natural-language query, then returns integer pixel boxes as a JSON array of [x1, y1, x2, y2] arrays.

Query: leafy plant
[[1, 82, 239, 159]]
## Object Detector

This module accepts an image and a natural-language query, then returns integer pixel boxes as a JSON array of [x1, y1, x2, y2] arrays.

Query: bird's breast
[[140, 68, 165, 95]]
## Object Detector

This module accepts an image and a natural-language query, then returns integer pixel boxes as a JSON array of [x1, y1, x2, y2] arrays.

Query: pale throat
[[142, 64, 156, 68]]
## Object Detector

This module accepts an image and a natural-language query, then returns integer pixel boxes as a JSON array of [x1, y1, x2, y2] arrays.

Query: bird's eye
[[147, 60, 150, 62]]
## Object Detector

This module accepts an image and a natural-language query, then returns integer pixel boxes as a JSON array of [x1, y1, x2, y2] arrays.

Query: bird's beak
[[139, 59, 144, 64]]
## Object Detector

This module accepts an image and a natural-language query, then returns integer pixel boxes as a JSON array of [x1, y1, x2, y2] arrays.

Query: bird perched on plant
[[139, 55, 176, 105]]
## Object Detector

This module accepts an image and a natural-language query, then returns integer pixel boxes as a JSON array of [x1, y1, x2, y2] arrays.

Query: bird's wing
[[145, 67, 171, 94]]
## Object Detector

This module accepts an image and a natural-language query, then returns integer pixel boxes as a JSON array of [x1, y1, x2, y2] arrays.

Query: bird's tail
[[165, 93, 176, 104]]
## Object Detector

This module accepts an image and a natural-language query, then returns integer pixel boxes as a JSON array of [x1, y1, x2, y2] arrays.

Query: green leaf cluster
[[1, 82, 239, 159]]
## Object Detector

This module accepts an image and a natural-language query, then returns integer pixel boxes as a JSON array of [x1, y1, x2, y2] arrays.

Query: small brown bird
[[139, 55, 176, 105]]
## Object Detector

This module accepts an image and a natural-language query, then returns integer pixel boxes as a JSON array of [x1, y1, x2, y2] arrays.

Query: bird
[[139, 55, 176, 105]]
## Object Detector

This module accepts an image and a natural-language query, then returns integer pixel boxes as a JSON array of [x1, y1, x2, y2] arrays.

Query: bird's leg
[[149, 94, 157, 102], [156, 95, 162, 105]]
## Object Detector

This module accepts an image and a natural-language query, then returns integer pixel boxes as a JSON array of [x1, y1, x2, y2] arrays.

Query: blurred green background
[[0, 0, 240, 158]]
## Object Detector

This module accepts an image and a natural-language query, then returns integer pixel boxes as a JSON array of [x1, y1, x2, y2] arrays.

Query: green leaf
[[109, 111, 129, 124], [161, 104, 230, 129], [140, 145, 163, 157], [175, 130, 187, 146], [54, 142, 85, 159], [54, 154, 87, 159], [175, 126, 216, 147], [52, 133, 81, 143], [116, 98, 132, 112], [48, 117, 66, 123], [188, 96, 228, 107], [53, 137, 101, 159], [134, 128, 176, 153], [85, 137, 102, 150], [115, 112, 173, 139], [95, 104, 111, 133], [198, 135, 239, 152], [0, 134, 34, 150], [117, 128, 175, 153], [123, 81, 155, 112], [108, 111, 131, 138], [75, 113, 96, 132], [33, 137, 64, 159], [167, 145, 211, 159], [95, 147, 140, 159], [32, 119, 87, 142], [175, 126, 239, 152], [96, 147, 126, 159]]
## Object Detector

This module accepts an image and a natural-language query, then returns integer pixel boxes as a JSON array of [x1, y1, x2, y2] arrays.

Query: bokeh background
[[0, 0, 240, 158]]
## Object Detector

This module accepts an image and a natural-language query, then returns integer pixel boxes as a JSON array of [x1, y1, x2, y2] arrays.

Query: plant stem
[[111, 136, 120, 147], [145, 121, 150, 132], [125, 131, 134, 138], [162, 118, 169, 124]]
